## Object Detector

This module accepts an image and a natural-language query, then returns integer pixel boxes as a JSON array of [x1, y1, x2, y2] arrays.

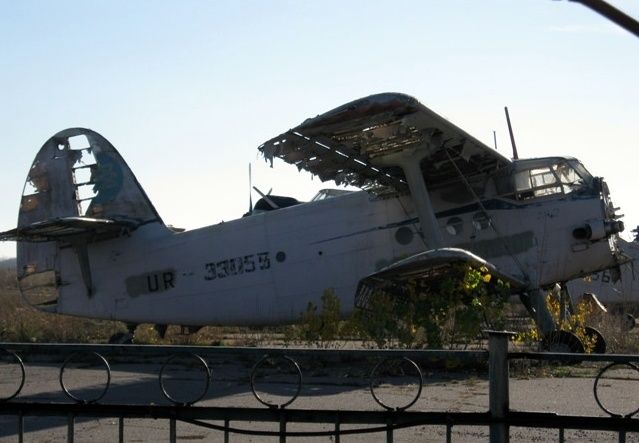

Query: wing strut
[[375, 148, 443, 249]]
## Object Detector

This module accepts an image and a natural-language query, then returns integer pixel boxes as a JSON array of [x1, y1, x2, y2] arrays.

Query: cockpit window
[[568, 160, 593, 185], [515, 161, 586, 200], [311, 189, 353, 201], [554, 163, 586, 192]]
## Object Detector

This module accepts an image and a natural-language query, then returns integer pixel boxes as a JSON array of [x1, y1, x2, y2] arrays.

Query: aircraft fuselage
[[53, 175, 618, 326]]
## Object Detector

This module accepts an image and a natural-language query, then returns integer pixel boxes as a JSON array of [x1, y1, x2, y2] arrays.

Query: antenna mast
[[248, 163, 253, 214], [504, 107, 519, 160]]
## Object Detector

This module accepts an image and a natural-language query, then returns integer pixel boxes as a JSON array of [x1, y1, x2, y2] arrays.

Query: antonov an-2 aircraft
[[0, 93, 625, 350]]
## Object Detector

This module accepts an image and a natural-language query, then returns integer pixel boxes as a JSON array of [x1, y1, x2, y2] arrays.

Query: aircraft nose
[[572, 219, 624, 241], [595, 177, 624, 238], [598, 177, 623, 220]]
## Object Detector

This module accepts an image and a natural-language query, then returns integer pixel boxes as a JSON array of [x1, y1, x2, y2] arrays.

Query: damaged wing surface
[[355, 248, 527, 310], [259, 93, 511, 192]]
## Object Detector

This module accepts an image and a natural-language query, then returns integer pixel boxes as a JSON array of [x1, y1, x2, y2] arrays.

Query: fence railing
[[1, 332, 639, 442]]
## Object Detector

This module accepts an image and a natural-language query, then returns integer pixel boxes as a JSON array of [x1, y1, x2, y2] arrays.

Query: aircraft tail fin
[[18, 128, 161, 228], [2, 128, 163, 308]]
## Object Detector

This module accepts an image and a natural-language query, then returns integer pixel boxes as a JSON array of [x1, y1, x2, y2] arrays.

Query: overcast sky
[[1, 0, 638, 258]]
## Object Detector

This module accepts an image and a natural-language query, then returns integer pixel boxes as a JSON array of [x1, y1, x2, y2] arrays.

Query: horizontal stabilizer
[[356, 248, 527, 309], [0, 216, 137, 243]]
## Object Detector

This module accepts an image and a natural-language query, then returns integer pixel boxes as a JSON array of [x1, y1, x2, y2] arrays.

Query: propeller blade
[[253, 186, 279, 209]]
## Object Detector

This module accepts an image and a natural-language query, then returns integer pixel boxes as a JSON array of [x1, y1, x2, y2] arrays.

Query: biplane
[[0, 93, 625, 349]]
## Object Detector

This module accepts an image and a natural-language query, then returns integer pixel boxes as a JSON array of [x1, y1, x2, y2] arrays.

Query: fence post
[[279, 411, 287, 443], [67, 413, 75, 443], [169, 417, 176, 443], [18, 411, 23, 443], [488, 330, 513, 443]]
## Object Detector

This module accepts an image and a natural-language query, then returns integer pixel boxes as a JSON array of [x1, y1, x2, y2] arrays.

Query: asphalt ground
[[1, 357, 639, 442]]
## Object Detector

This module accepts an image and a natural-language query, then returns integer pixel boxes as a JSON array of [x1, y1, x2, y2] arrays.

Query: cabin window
[[311, 189, 353, 201], [515, 161, 586, 201]]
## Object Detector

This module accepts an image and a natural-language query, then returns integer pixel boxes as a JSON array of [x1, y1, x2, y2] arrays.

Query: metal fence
[[1, 332, 639, 442]]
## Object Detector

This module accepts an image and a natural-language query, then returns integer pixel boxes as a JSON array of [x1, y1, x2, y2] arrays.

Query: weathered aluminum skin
[[0, 93, 623, 328]]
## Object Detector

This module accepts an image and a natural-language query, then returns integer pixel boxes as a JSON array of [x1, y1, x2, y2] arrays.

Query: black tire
[[541, 330, 585, 354], [583, 326, 606, 353]]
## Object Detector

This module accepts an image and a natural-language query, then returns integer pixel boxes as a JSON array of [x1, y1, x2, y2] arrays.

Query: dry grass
[[0, 276, 124, 343], [586, 310, 639, 354], [0, 266, 289, 345], [2, 264, 639, 351]]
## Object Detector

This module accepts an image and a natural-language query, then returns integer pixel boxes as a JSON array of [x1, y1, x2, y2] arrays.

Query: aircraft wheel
[[583, 326, 606, 354], [108, 332, 134, 345], [541, 330, 585, 354]]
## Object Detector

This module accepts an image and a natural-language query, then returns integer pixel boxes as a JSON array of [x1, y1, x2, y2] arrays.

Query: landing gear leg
[[519, 289, 555, 334], [558, 283, 575, 324]]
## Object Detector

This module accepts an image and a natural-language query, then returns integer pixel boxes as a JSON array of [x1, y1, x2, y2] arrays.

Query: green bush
[[349, 264, 510, 349], [285, 289, 344, 347], [287, 264, 511, 349]]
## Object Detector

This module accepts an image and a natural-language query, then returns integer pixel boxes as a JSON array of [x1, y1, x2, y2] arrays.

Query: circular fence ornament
[[159, 353, 211, 406], [0, 348, 26, 402], [594, 362, 639, 418], [369, 357, 423, 411], [250, 355, 302, 409], [59, 352, 111, 404]]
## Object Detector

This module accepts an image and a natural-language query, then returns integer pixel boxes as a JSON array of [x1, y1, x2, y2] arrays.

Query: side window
[[514, 170, 535, 200], [509, 161, 586, 202], [515, 167, 562, 200], [530, 167, 562, 197]]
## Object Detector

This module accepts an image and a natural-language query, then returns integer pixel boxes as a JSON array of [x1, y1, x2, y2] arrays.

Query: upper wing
[[259, 93, 511, 192], [355, 248, 527, 310]]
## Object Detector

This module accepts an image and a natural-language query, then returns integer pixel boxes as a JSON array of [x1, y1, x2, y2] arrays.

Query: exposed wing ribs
[[259, 93, 511, 193]]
